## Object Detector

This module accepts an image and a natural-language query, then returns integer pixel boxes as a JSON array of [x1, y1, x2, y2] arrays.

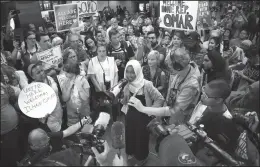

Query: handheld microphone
[[94, 112, 111, 129], [23, 146, 50, 166], [111, 121, 125, 158]]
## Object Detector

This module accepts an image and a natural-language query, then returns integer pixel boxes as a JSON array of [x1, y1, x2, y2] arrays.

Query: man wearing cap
[[183, 31, 207, 68], [27, 62, 63, 133], [83, 16, 96, 38]]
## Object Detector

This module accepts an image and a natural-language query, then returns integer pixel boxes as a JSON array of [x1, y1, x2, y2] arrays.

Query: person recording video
[[18, 117, 91, 166], [128, 79, 259, 166]]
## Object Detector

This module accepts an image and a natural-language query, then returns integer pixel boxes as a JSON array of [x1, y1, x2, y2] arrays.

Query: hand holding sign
[[18, 82, 57, 118]]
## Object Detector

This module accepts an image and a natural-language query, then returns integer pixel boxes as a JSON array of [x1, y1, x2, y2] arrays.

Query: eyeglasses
[[27, 37, 36, 40]]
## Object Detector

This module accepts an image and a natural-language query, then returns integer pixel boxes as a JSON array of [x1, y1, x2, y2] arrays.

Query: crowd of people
[[1, 3, 259, 166]]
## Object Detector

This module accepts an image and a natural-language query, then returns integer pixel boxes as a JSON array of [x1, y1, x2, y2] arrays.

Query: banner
[[72, 1, 98, 17], [54, 3, 79, 32], [160, 1, 198, 31], [18, 82, 57, 118], [36, 45, 63, 70]]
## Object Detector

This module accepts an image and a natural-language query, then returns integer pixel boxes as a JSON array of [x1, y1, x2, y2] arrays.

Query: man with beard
[[183, 31, 207, 69], [146, 31, 166, 68]]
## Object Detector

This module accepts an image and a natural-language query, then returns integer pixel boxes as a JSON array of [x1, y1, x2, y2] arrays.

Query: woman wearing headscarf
[[201, 50, 233, 87], [121, 60, 164, 166]]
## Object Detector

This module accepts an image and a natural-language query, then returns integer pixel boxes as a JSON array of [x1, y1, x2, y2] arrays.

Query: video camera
[[147, 117, 241, 166], [73, 124, 106, 157]]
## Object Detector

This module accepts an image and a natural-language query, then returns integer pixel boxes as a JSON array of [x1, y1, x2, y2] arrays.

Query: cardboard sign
[[36, 45, 62, 70], [18, 82, 57, 118], [72, 1, 98, 17], [198, 1, 209, 17], [160, 1, 198, 31], [54, 3, 79, 32]]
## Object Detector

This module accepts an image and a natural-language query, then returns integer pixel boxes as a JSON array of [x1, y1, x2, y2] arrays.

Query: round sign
[[18, 82, 57, 118]]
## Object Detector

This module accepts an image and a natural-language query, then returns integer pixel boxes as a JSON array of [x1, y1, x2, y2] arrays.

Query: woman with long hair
[[59, 48, 90, 126], [84, 36, 98, 58], [122, 60, 164, 166], [201, 50, 233, 87]]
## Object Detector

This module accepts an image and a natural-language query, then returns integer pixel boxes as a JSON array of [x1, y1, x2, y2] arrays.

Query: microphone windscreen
[[111, 121, 125, 150], [159, 133, 204, 166]]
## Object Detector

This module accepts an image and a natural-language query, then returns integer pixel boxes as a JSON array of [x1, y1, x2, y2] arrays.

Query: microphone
[[111, 121, 125, 158], [94, 112, 111, 129], [23, 146, 50, 166]]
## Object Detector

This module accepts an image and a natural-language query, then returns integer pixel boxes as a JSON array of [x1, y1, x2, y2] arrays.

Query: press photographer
[[129, 79, 259, 166], [18, 116, 92, 166]]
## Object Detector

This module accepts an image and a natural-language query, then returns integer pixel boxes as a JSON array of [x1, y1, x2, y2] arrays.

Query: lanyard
[[97, 57, 109, 82]]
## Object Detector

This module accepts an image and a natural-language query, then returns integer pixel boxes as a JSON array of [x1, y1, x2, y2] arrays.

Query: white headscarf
[[124, 60, 145, 94]]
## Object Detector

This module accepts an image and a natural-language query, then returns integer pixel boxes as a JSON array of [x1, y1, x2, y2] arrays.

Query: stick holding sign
[[160, 1, 199, 31]]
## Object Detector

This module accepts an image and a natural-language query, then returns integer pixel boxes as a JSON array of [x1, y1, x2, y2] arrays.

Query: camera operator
[[129, 79, 259, 165], [18, 117, 91, 166]]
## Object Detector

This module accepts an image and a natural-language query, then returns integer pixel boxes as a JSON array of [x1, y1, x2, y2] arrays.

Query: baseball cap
[[187, 31, 203, 44], [159, 133, 204, 166], [27, 62, 42, 78]]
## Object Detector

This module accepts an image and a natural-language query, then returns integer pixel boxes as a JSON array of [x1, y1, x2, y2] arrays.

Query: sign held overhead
[[54, 3, 79, 32], [160, 1, 198, 31]]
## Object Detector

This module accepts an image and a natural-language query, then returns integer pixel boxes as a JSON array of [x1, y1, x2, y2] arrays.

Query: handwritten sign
[[72, 1, 98, 17], [36, 45, 62, 70], [54, 3, 79, 32], [18, 82, 57, 118], [160, 1, 198, 31], [198, 1, 209, 17]]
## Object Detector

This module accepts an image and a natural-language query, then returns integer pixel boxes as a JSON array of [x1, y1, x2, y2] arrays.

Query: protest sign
[[18, 82, 57, 118], [54, 3, 79, 32], [198, 1, 209, 17], [160, 1, 199, 31], [72, 1, 98, 17], [36, 45, 63, 70]]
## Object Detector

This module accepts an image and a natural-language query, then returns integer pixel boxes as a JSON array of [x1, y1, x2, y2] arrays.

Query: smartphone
[[223, 40, 230, 52]]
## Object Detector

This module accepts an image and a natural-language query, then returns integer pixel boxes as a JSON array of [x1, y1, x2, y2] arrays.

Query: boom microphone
[[111, 121, 125, 158]]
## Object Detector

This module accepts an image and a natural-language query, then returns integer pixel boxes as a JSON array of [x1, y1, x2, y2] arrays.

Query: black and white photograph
[[1, 0, 259, 166]]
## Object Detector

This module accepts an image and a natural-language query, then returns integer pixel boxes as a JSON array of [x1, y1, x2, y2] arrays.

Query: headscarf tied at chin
[[124, 60, 145, 95]]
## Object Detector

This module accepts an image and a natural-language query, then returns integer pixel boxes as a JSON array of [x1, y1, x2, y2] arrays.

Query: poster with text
[[72, 1, 98, 17], [160, 1, 198, 31], [54, 3, 79, 32], [36, 45, 63, 70], [18, 82, 57, 118]]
